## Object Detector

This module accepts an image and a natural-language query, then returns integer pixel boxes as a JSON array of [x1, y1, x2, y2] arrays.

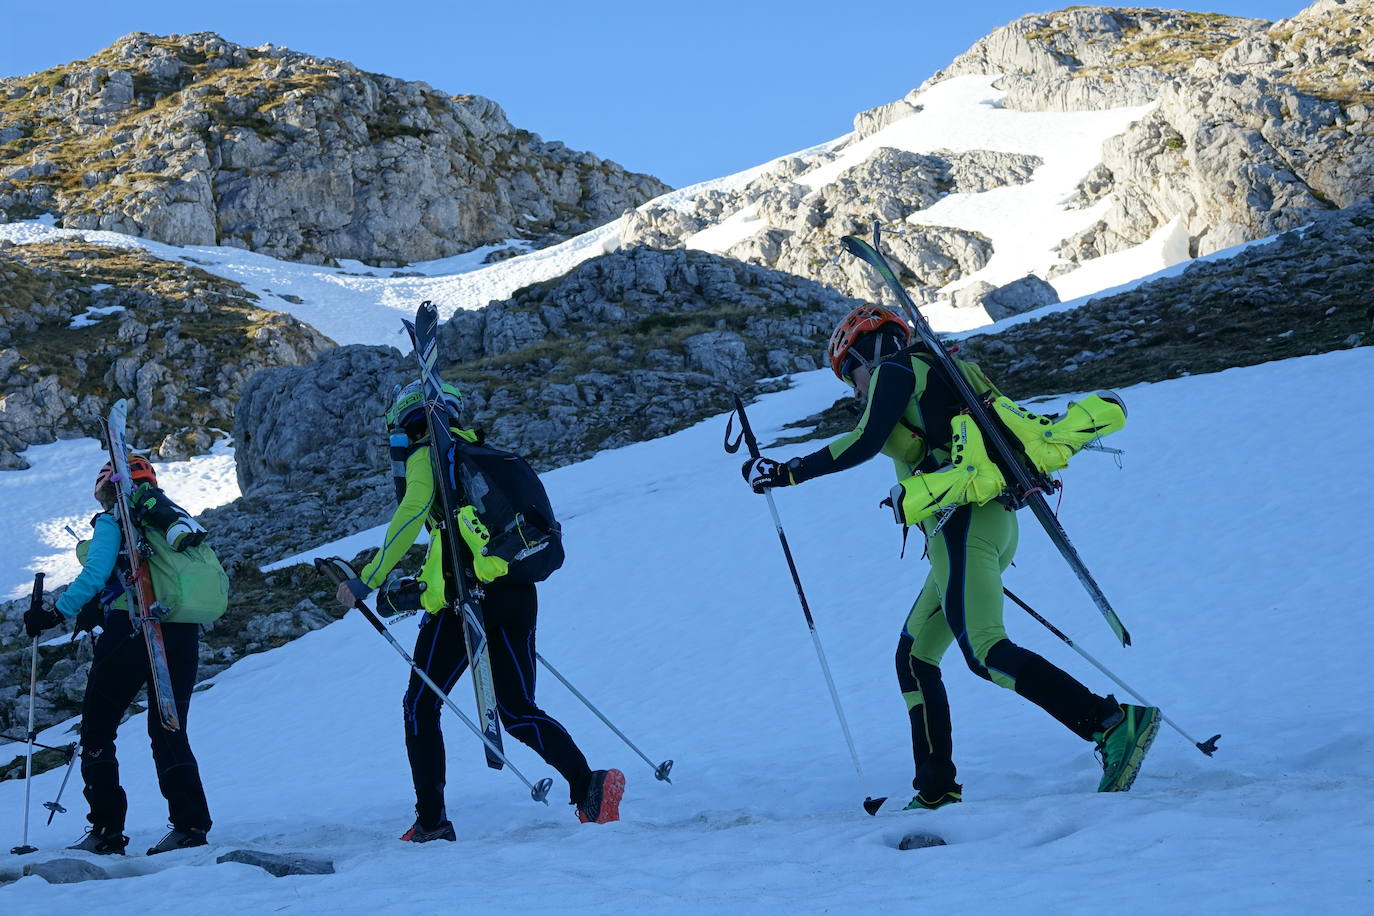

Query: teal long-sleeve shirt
[[56, 512, 122, 617]]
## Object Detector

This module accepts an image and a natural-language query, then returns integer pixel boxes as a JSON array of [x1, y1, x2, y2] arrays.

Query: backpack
[[80, 515, 230, 625], [143, 534, 230, 624], [445, 440, 565, 585]]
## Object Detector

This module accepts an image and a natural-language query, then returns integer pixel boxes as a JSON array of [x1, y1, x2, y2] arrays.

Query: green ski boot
[[1094, 702, 1160, 792], [903, 785, 963, 811]]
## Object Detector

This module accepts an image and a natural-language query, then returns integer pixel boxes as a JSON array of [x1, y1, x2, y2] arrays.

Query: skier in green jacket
[[740, 305, 1159, 809], [335, 381, 622, 841]]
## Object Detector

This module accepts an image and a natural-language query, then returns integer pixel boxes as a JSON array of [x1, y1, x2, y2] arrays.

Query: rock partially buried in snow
[[216, 849, 335, 877], [21, 857, 110, 884], [952, 275, 1059, 321], [897, 833, 948, 850]]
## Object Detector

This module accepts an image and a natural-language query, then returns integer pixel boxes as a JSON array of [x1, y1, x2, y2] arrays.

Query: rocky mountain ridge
[[620, 1, 1373, 316], [920, 0, 1374, 259], [621, 146, 1040, 308], [0, 240, 329, 468], [0, 32, 669, 265], [211, 245, 861, 568]]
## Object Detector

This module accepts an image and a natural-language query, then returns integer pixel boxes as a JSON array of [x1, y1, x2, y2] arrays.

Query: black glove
[[74, 598, 105, 636], [741, 457, 793, 494], [24, 604, 63, 638], [377, 573, 426, 618]]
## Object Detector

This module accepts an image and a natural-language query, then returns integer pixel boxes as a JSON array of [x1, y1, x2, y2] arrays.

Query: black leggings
[[403, 582, 591, 824], [79, 615, 211, 832]]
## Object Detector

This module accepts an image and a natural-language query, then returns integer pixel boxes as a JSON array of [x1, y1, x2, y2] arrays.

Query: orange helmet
[[94, 455, 157, 501], [827, 305, 912, 380]]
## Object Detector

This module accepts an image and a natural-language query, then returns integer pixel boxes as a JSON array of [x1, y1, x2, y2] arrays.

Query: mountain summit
[[0, 32, 669, 265]]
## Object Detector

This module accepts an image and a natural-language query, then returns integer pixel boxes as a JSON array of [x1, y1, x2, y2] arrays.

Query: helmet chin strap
[[850, 329, 895, 380]]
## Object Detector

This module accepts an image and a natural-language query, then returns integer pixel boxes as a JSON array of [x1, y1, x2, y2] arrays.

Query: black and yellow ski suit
[[786, 350, 1120, 795], [357, 439, 593, 825]]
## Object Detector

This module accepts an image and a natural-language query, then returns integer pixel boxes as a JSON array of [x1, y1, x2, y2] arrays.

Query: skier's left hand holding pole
[[23, 603, 62, 638]]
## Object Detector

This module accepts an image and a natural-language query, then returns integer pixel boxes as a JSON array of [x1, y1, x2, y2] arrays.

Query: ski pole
[[726, 397, 887, 815], [10, 573, 43, 855], [1003, 587, 1220, 756], [314, 558, 553, 804], [535, 652, 673, 783], [0, 734, 70, 752], [44, 744, 80, 825]]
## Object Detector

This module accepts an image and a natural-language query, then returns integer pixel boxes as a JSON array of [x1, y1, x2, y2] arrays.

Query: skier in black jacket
[[336, 381, 623, 841]]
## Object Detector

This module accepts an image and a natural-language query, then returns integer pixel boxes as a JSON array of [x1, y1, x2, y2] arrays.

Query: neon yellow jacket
[[358, 447, 453, 613]]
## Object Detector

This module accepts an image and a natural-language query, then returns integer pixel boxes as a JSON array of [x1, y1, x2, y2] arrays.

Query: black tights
[[403, 582, 591, 825]]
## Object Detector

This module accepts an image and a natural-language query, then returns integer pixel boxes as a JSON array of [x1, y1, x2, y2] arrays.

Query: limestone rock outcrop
[[0, 32, 669, 265]]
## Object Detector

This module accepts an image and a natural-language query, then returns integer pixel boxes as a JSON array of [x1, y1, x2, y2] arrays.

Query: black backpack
[[444, 440, 565, 584]]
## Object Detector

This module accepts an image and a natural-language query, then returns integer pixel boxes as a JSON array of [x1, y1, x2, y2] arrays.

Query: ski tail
[[839, 234, 1131, 647]]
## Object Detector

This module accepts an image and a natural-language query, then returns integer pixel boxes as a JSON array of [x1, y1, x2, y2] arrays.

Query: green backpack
[[144, 534, 229, 624], [82, 517, 230, 624]]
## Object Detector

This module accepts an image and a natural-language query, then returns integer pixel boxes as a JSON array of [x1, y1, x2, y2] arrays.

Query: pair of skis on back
[[838, 227, 1133, 647], [325, 302, 505, 770]]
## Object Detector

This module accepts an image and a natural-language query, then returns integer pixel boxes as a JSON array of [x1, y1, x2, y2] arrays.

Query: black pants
[[80, 614, 211, 832], [403, 582, 592, 825]]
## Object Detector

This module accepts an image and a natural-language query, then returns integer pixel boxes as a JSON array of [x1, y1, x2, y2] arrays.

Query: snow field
[[2, 347, 1372, 911], [0, 438, 240, 600]]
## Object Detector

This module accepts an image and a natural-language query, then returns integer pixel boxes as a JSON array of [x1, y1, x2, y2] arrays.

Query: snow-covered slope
[[3, 347, 1371, 910], [684, 75, 1174, 331]]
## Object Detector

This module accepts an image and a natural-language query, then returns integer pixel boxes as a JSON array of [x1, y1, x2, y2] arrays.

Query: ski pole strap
[[728, 395, 762, 459]]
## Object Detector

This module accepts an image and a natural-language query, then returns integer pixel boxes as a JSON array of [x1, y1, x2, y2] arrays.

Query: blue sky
[[2, 1, 1308, 188]]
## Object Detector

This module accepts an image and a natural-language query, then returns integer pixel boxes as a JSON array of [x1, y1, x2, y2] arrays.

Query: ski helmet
[[827, 305, 912, 380], [386, 380, 464, 429], [94, 454, 156, 501]]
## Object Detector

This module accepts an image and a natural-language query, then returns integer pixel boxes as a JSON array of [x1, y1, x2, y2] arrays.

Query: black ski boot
[[576, 768, 626, 824], [399, 819, 456, 843], [69, 825, 129, 855], [146, 826, 208, 855]]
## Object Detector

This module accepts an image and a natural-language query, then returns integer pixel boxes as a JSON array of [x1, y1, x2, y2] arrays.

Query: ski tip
[[1197, 734, 1222, 757], [863, 795, 887, 816], [897, 833, 947, 851]]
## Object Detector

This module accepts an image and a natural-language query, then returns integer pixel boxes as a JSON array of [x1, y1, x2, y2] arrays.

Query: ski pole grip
[[732, 396, 762, 460], [29, 573, 45, 615], [313, 557, 386, 633]]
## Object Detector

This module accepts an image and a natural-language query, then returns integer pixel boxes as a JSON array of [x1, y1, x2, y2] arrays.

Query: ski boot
[[1094, 699, 1161, 792], [130, 482, 207, 551], [147, 826, 208, 855], [885, 414, 1007, 527], [576, 768, 625, 824], [991, 391, 1127, 474], [400, 819, 456, 843], [903, 784, 963, 811], [68, 825, 129, 855]]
